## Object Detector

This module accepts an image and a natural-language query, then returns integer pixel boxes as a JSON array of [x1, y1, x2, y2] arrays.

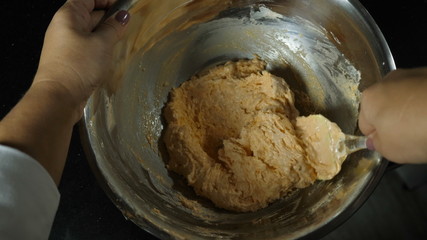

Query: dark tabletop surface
[[1, 1, 427, 240]]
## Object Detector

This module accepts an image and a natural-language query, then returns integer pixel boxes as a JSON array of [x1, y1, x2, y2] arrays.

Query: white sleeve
[[0, 145, 60, 240]]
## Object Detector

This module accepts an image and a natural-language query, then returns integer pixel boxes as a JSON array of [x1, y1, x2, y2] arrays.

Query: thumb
[[358, 90, 376, 136], [95, 10, 130, 46]]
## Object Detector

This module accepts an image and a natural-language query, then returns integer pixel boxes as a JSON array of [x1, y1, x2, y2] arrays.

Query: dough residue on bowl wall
[[163, 58, 348, 212]]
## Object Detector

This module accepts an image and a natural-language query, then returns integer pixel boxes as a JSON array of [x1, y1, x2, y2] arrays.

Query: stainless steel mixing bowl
[[81, 0, 395, 239]]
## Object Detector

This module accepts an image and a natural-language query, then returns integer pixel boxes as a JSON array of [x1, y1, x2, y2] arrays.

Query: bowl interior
[[82, 0, 394, 239]]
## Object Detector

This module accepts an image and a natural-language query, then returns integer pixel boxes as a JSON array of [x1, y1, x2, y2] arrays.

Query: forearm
[[0, 80, 83, 185]]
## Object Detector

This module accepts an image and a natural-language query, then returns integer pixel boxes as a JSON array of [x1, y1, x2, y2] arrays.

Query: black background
[[1, 1, 427, 239]]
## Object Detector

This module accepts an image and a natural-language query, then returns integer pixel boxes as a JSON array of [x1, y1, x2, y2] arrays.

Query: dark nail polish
[[366, 137, 375, 151], [115, 10, 130, 25]]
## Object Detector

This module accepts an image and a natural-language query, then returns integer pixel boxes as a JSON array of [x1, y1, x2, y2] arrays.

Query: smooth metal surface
[[344, 135, 368, 154], [82, 0, 395, 239]]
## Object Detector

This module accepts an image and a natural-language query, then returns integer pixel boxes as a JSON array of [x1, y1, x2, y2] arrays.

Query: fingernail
[[366, 137, 375, 151], [115, 10, 130, 25]]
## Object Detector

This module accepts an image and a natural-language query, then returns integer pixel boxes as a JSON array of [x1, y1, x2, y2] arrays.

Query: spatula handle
[[344, 135, 368, 154]]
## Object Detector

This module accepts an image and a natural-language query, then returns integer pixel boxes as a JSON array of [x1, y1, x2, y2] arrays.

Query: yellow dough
[[163, 58, 345, 212], [296, 114, 346, 180]]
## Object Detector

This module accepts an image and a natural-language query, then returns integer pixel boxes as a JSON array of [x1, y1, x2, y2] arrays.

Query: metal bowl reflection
[[81, 0, 394, 239]]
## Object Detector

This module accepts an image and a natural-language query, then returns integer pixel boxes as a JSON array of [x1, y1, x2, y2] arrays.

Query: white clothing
[[0, 145, 59, 240]]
